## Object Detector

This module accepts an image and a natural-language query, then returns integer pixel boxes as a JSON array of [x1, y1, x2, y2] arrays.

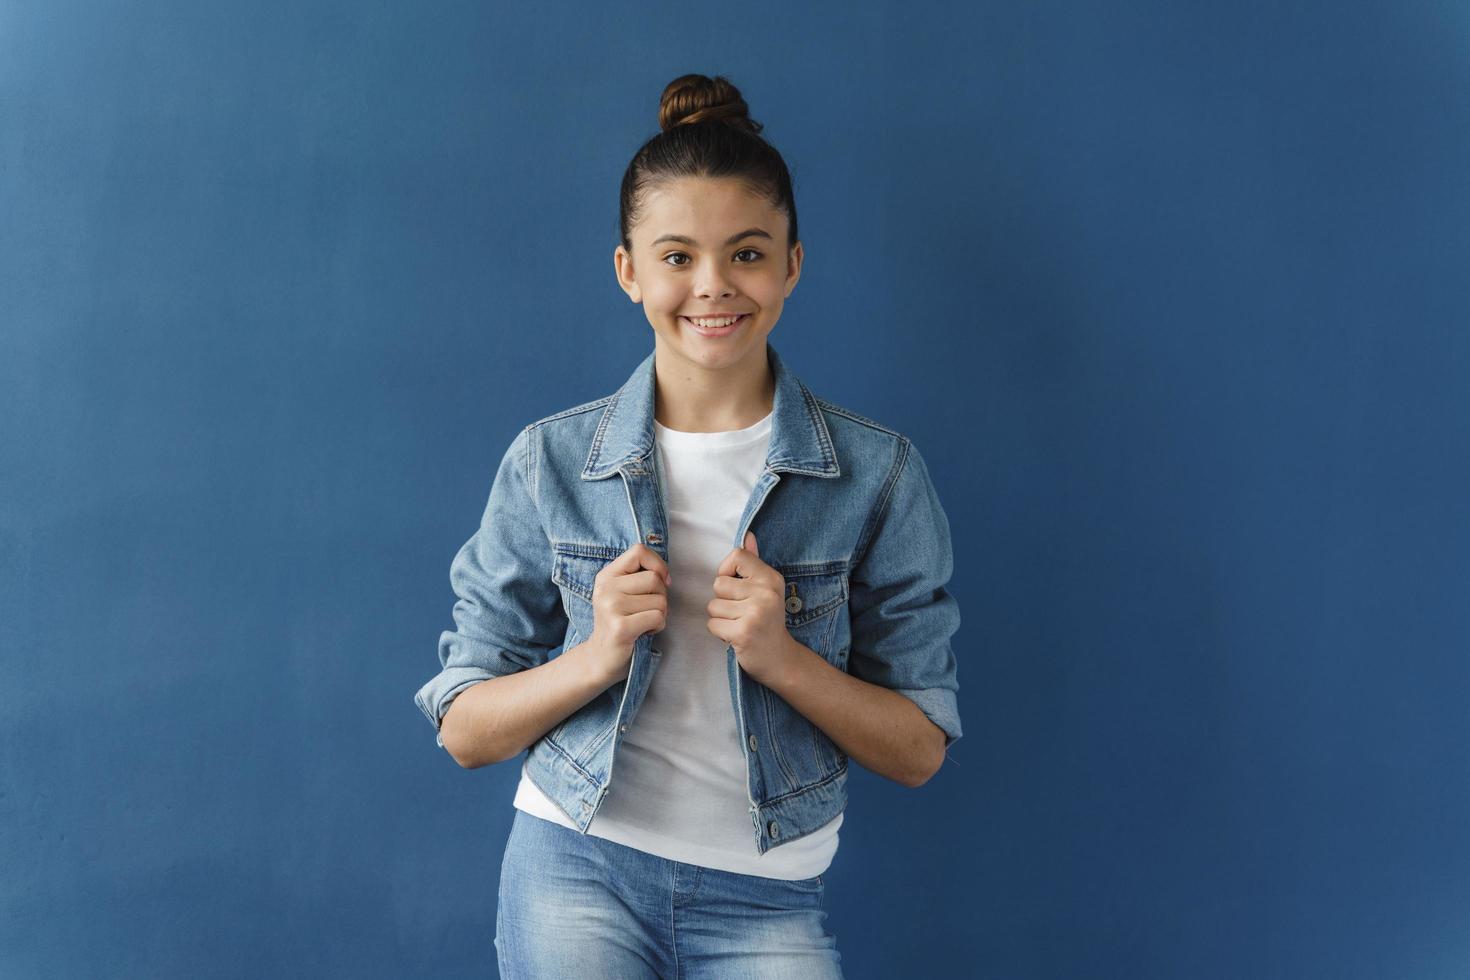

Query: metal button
[[767, 820, 780, 839], [645, 531, 662, 544], [620, 724, 628, 733], [747, 734, 758, 752], [785, 595, 803, 615]]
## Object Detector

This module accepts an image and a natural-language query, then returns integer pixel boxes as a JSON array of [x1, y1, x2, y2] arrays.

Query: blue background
[[4, 1, 1468, 977]]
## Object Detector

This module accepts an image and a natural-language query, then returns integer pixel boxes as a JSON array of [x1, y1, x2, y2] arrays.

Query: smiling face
[[614, 175, 803, 374]]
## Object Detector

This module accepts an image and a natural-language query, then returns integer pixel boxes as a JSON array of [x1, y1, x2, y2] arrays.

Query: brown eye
[[663, 253, 690, 267], [735, 248, 762, 262]]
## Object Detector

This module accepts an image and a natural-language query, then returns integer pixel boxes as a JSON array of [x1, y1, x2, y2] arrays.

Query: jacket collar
[[582, 342, 841, 480]]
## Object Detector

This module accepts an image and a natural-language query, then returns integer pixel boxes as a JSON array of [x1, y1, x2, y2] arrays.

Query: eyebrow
[[650, 228, 773, 247]]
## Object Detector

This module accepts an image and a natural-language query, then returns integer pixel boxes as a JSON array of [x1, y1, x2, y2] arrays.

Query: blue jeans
[[495, 809, 844, 979]]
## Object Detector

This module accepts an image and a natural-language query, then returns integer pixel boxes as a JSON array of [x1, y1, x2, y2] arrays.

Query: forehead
[[637, 176, 784, 243]]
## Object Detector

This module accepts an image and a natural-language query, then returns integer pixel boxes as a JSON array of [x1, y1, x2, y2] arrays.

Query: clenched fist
[[586, 542, 671, 682], [706, 530, 802, 686]]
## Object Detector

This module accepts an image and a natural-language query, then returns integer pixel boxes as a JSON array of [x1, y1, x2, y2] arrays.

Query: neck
[[651, 340, 775, 433]]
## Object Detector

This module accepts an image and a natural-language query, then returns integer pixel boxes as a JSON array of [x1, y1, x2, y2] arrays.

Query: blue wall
[[3, 1, 1468, 977]]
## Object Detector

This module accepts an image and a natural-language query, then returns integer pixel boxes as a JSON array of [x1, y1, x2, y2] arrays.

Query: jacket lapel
[[582, 342, 841, 483]]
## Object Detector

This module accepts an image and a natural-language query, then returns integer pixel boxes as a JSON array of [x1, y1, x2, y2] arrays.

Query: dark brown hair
[[619, 74, 799, 254]]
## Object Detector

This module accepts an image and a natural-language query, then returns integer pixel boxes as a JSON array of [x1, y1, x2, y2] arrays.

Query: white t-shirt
[[512, 408, 842, 879]]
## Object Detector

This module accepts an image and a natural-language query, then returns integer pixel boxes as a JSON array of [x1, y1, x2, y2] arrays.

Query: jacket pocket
[[551, 542, 623, 601], [769, 560, 851, 783], [775, 559, 848, 661], [547, 542, 623, 762], [550, 541, 622, 635], [544, 624, 584, 748]]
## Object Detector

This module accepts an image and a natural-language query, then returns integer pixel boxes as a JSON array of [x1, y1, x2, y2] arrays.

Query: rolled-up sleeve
[[413, 425, 568, 748], [846, 439, 963, 749]]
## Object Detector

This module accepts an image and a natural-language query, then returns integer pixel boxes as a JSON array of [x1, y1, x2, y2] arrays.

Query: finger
[[606, 568, 668, 596], [706, 616, 733, 643], [711, 574, 756, 601], [607, 542, 671, 586], [715, 544, 766, 581], [744, 530, 758, 558], [614, 591, 668, 616], [706, 596, 743, 620], [626, 608, 667, 636]]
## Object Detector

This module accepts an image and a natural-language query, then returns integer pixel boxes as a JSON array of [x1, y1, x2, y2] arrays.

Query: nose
[[693, 258, 736, 301]]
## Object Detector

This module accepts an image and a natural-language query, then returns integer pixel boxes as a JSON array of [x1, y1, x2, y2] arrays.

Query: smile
[[681, 314, 749, 336]]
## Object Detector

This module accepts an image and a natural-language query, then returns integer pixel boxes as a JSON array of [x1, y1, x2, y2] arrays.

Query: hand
[[706, 531, 800, 686], [586, 542, 670, 683]]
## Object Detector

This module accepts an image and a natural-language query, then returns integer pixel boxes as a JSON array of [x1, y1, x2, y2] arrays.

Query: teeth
[[687, 315, 743, 328]]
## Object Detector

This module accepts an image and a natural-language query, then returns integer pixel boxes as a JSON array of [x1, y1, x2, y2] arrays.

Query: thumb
[[744, 530, 759, 558]]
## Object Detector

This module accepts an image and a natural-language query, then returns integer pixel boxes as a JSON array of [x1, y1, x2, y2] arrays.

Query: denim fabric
[[414, 342, 962, 855], [496, 809, 842, 979]]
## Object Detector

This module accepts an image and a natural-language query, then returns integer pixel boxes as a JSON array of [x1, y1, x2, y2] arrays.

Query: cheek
[[751, 285, 786, 315], [754, 267, 791, 300], [644, 280, 685, 313]]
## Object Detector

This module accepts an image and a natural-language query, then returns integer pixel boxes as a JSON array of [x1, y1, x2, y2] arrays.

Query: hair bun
[[658, 74, 763, 135]]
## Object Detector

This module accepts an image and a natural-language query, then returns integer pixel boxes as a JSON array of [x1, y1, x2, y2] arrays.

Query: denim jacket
[[414, 342, 962, 855]]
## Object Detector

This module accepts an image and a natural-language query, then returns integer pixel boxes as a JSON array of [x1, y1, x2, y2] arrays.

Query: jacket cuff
[[892, 686, 962, 749], [414, 668, 498, 748]]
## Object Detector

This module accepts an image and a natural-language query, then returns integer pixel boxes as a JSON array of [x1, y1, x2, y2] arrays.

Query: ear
[[613, 245, 642, 304], [784, 240, 803, 298]]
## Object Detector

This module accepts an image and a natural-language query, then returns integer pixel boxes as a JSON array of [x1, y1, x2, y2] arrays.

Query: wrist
[[756, 634, 810, 693], [574, 633, 625, 689]]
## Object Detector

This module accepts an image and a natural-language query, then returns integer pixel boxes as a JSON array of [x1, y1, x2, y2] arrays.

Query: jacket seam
[[764, 795, 849, 851], [797, 381, 838, 467], [762, 756, 848, 805], [849, 437, 912, 572], [589, 389, 622, 469], [526, 396, 614, 431], [523, 424, 538, 508], [541, 730, 605, 788], [762, 685, 802, 791], [812, 397, 907, 440]]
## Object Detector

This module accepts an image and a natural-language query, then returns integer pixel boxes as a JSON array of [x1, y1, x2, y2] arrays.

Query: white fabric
[[513, 408, 841, 879]]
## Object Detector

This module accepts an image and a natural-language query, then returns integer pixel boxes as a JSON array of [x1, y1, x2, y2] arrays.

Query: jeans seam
[[669, 863, 680, 980]]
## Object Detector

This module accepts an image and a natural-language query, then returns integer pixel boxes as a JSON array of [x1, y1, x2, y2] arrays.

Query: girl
[[415, 73, 962, 979]]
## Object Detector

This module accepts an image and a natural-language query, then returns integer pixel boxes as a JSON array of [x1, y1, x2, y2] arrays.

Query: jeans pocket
[[782, 872, 824, 893]]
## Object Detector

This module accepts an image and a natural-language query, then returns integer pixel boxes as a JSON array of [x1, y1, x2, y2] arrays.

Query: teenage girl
[[417, 73, 962, 979]]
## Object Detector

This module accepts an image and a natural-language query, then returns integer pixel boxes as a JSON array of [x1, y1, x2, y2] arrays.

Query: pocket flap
[[774, 559, 849, 627], [550, 542, 622, 602]]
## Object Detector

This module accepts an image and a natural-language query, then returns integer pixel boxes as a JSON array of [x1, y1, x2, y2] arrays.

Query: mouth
[[680, 313, 750, 337]]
